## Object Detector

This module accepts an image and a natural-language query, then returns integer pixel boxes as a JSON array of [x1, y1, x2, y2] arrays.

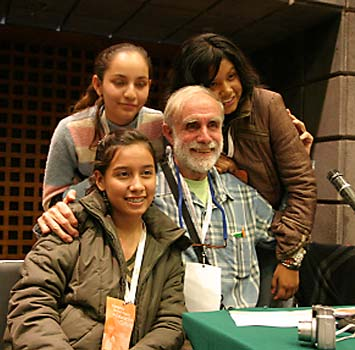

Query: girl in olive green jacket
[[5, 130, 188, 350]]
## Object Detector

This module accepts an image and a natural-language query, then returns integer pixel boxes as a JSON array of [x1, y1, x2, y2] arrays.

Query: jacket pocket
[[234, 134, 280, 203], [234, 128, 270, 162], [61, 304, 103, 349]]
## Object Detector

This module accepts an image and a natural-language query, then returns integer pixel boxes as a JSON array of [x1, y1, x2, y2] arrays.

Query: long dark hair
[[72, 43, 153, 147], [167, 33, 260, 114]]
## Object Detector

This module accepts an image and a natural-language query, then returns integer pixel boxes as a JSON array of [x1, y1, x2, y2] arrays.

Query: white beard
[[173, 137, 223, 174]]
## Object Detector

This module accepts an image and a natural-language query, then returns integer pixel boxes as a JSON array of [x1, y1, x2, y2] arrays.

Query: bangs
[[186, 46, 223, 87]]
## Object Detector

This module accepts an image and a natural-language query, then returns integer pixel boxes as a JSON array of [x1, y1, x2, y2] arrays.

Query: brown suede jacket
[[225, 87, 317, 260]]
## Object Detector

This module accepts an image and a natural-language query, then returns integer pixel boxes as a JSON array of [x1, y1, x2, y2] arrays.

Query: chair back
[[296, 242, 355, 306], [0, 260, 23, 349]]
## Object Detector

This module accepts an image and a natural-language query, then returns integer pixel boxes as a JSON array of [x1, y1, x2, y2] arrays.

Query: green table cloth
[[183, 308, 355, 350]]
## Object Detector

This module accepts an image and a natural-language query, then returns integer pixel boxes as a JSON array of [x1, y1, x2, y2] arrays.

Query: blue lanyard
[[175, 165, 228, 243], [207, 172, 228, 242], [175, 164, 185, 228]]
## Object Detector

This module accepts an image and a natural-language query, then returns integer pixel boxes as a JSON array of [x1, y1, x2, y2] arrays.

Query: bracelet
[[281, 258, 300, 271], [280, 248, 306, 271]]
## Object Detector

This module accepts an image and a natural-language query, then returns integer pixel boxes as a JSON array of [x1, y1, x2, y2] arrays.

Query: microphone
[[327, 169, 355, 212]]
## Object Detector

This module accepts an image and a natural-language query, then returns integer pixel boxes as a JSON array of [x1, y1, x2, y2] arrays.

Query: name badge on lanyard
[[176, 167, 227, 312], [184, 262, 222, 312], [101, 228, 146, 350], [179, 175, 222, 312]]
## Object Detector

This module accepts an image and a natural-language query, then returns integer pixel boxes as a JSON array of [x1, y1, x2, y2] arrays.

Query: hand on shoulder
[[37, 190, 79, 243], [286, 109, 314, 155]]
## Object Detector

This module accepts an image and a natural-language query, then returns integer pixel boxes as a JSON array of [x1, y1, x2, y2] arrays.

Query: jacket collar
[[78, 189, 188, 250], [232, 94, 252, 120], [77, 189, 189, 292]]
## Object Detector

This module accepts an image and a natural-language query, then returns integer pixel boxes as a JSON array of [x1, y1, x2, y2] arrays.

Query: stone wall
[[251, 7, 355, 244]]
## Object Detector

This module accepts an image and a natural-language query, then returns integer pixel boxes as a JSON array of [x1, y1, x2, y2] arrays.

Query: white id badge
[[184, 262, 221, 312]]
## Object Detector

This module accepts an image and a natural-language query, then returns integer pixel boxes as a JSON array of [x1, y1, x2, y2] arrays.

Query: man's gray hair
[[163, 85, 224, 127]]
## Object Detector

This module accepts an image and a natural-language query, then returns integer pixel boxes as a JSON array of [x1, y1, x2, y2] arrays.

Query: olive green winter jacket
[[5, 190, 188, 349]]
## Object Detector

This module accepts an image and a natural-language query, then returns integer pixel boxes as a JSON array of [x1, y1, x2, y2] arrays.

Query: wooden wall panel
[[0, 26, 177, 259]]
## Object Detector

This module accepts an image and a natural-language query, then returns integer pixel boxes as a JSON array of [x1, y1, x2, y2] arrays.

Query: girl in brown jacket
[[167, 33, 317, 302]]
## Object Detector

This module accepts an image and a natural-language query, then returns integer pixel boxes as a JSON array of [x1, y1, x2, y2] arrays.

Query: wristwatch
[[280, 248, 306, 271]]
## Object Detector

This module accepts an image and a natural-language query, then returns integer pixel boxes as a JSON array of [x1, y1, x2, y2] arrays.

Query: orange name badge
[[101, 296, 136, 350]]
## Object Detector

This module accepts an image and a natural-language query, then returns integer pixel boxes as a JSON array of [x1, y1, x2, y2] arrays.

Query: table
[[182, 309, 355, 350]]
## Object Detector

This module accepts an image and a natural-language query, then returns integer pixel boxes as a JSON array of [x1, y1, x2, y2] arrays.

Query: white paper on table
[[334, 307, 355, 317], [229, 309, 312, 328], [184, 262, 221, 312]]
